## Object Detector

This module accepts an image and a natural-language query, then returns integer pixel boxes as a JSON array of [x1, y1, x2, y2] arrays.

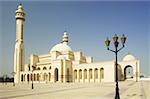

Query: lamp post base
[[115, 86, 120, 99]]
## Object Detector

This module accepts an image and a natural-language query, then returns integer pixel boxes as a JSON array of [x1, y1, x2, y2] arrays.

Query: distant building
[[14, 4, 140, 83]]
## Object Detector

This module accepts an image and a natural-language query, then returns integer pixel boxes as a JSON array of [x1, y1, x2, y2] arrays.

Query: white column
[[87, 69, 90, 83], [72, 70, 75, 82], [98, 69, 100, 82], [77, 70, 79, 82], [93, 69, 95, 82]]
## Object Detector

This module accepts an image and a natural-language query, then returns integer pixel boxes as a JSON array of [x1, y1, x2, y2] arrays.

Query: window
[[49, 66, 51, 70], [43, 67, 47, 70]]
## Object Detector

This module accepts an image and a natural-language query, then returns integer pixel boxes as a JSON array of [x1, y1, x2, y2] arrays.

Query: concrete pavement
[[0, 80, 149, 99]]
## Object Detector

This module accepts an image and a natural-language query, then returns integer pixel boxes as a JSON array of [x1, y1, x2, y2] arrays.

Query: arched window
[[37, 67, 40, 70], [54, 68, 59, 82], [49, 66, 51, 70], [28, 66, 30, 71], [43, 67, 47, 70]]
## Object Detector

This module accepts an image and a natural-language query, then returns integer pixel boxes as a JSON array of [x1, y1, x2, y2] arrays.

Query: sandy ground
[[0, 80, 149, 99]]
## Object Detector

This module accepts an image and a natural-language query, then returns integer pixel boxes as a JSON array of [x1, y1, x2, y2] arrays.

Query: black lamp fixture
[[105, 33, 126, 99]]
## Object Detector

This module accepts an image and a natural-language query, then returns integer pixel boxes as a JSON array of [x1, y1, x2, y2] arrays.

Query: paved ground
[[0, 80, 149, 99]]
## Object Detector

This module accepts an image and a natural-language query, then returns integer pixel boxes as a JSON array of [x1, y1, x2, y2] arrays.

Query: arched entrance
[[48, 73, 51, 81], [79, 69, 82, 82], [27, 74, 29, 82], [84, 69, 87, 79], [124, 65, 133, 80], [21, 74, 23, 82], [89, 69, 92, 82], [37, 73, 40, 81], [74, 70, 77, 82], [54, 68, 59, 82], [94, 68, 98, 79], [67, 68, 69, 82]]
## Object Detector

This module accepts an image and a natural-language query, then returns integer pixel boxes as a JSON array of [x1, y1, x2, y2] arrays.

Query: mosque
[[14, 4, 140, 83]]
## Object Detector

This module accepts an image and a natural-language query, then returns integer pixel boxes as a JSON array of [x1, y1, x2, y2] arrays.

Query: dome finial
[[62, 31, 68, 45], [18, 3, 23, 10]]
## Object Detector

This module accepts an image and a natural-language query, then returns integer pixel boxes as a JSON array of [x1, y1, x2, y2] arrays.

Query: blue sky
[[0, 1, 149, 77]]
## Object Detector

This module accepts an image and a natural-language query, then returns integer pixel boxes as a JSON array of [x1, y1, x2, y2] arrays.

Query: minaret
[[14, 4, 25, 83], [62, 31, 68, 45]]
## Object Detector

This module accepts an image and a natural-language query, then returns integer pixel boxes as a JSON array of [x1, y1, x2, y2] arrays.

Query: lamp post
[[105, 34, 126, 99], [12, 72, 16, 86], [31, 66, 35, 89]]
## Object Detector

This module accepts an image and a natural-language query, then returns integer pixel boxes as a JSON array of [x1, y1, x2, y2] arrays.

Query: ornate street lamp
[[105, 33, 126, 99], [12, 72, 16, 86]]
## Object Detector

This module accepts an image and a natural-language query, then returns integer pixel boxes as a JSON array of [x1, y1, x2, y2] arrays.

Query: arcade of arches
[[20, 61, 140, 83]]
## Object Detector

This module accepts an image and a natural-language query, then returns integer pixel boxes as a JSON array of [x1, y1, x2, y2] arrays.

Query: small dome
[[123, 54, 136, 61], [50, 43, 72, 53]]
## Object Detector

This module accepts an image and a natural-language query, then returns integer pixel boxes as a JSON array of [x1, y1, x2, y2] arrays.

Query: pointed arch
[[74, 70, 77, 81], [43, 67, 47, 70], [48, 73, 51, 81], [37, 73, 40, 81], [89, 69, 92, 79], [54, 68, 59, 82], [67, 68, 70, 82], [84, 69, 87, 79], [37, 67, 40, 70], [27, 74, 29, 82], [94, 68, 98, 79], [49, 66, 51, 70], [124, 65, 133, 80], [21, 74, 23, 82]]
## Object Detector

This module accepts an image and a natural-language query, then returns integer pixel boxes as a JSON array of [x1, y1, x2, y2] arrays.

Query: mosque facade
[[14, 4, 140, 83]]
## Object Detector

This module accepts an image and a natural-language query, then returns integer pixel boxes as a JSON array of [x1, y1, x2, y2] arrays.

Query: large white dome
[[50, 43, 72, 52], [123, 54, 136, 61]]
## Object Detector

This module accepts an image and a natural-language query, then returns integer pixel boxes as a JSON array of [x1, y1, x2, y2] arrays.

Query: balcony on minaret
[[15, 4, 25, 20]]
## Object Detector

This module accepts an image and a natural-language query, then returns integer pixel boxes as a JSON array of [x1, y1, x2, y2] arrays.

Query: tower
[[14, 4, 25, 83]]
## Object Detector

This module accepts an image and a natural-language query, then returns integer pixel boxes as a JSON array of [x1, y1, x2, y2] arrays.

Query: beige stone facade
[[14, 4, 140, 84]]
